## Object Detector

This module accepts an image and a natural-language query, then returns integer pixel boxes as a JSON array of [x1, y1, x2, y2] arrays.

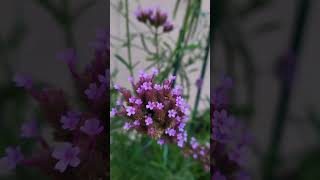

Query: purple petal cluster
[[135, 6, 174, 33], [111, 70, 189, 147], [52, 143, 80, 172], [211, 77, 251, 179]]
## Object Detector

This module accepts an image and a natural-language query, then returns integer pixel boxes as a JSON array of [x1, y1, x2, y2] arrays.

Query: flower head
[[52, 143, 80, 173], [111, 70, 189, 147], [60, 111, 81, 131], [80, 118, 104, 137], [145, 117, 153, 126], [126, 106, 136, 116]]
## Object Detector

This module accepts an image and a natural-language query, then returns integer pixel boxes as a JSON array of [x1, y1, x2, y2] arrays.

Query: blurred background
[[212, 0, 320, 179], [0, 0, 107, 179]]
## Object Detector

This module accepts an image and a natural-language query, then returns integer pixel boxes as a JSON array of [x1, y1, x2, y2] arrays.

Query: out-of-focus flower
[[0, 146, 23, 171], [135, 6, 174, 33], [13, 74, 33, 89], [60, 111, 81, 131], [52, 143, 80, 173], [210, 77, 251, 179], [80, 118, 104, 137], [21, 120, 39, 138], [2, 29, 109, 179], [111, 70, 189, 147], [196, 78, 203, 89], [163, 21, 174, 32]]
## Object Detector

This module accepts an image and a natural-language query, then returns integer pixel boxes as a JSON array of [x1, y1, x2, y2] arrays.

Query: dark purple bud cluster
[[1, 29, 109, 179], [183, 137, 210, 171], [111, 69, 189, 148], [135, 6, 174, 33], [211, 77, 251, 180]]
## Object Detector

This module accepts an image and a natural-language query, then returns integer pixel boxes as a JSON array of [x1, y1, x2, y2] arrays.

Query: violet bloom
[[133, 120, 140, 126], [116, 99, 123, 106], [146, 101, 156, 110], [126, 106, 136, 116], [168, 109, 177, 118], [149, 7, 168, 27], [135, 99, 143, 106], [190, 137, 199, 149], [156, 102, 164, 110], [163, 20, 174, 32], [21, 120, 39, 138], [110, 108, 117, 117], [151, 68, 159, 75], [165, 128, 176, 136], [128, 76, 134, 83], [60, 111, 81, 131], [123, 122, 132, 130], [129, 97, 136, 103], [196, 78, 203, 89], [154, 84, 162, 90], [114, 84, 120, 90], [85, 83, 103, 100], [141, 82, 152, 90], [0, 146, 23, 170], [172, 86, 182, 96], [168, 75, 176, 82], [145, 117, 153, 126], [157, 138, 165, 145], [13, 74, 33, 89], [80, 118, 104, 137], [52, 143, 80, 173], [135, 6, 153, 23]]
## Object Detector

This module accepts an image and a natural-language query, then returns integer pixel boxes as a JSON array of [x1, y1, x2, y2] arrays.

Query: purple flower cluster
[[211, 77, 251, 180], [111, 69, 189, 147], [0, 30, 109, 179], [135, 6, 174, 33], [183, 137, 210, 171]]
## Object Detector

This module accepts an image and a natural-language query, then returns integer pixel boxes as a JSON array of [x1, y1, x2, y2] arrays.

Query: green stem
[[125, 0, 134, 78], [171, 0, 192, 86], [263, 0, 310, 179], [190, 27, 210, 131], [154, 28, 161, 69]]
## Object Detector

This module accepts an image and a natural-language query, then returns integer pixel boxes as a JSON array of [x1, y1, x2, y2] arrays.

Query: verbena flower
[[135, 6, 174, 33], [1, 29, 109, 179], [52, 143, 80, 173], [111, 70, 189, 147]]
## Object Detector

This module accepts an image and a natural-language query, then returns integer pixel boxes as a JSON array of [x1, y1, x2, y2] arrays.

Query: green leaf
[[163, 144, 168, 167], [114, 54, 131, 70]]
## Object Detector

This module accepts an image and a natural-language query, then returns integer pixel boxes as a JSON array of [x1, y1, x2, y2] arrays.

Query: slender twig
[[190, 27, 210, 131], [171, 0, 192, 85], [124, 0, 134, 78]]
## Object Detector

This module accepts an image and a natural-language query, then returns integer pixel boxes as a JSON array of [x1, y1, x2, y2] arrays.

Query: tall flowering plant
[[0, 29, 109, 179], [111, 1, 210, 179]]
